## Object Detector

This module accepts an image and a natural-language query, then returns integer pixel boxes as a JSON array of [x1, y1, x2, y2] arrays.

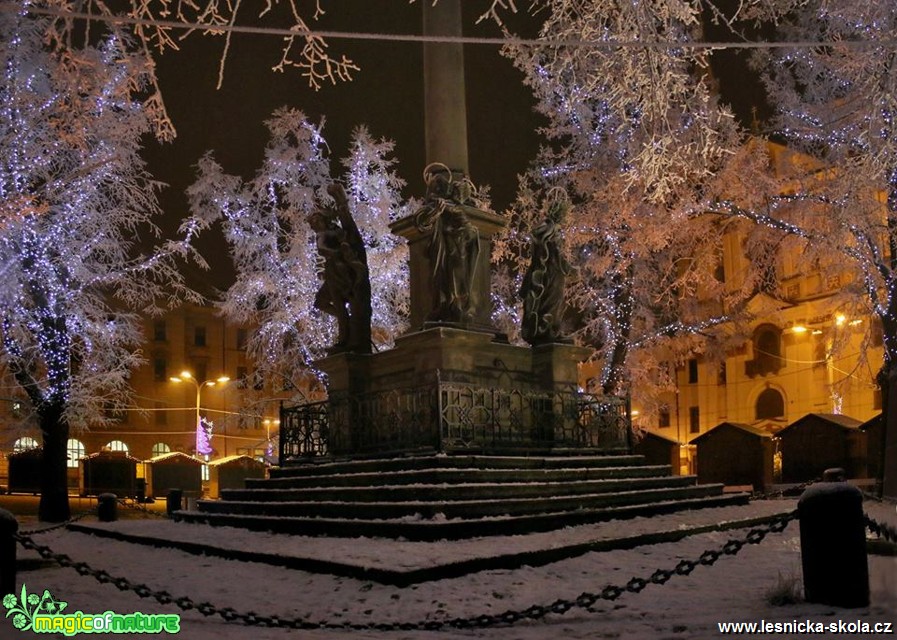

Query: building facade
[[632, 143, 883, 473], [1, 304, 294, 487]]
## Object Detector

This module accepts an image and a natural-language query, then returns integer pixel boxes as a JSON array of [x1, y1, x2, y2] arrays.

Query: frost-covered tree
[[0, 9, 214, 521], [724, 1, 897, 494], [188, 113, 408, 390], [492, 0, 757, 398], [341, 127, 411, 348], [30, 0, 359, 91]]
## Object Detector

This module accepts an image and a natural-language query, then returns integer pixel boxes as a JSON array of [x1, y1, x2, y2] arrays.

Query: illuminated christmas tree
[[196, 417, 214, 457]]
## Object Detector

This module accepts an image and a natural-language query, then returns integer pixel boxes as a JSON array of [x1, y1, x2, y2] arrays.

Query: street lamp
[[263, 418, 280, 461], [169, 371, 230, 457]]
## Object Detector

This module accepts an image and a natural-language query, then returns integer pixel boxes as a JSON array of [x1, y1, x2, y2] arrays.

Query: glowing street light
[[169, 371, 230, 456]]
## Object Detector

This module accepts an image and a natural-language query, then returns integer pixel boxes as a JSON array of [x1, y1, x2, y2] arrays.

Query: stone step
[[253, 464, 672, 490], [224, 474, 698, 503], [270, 453, 647, 479], [197, 484, 724, 520], [175, 493, 750, 541]]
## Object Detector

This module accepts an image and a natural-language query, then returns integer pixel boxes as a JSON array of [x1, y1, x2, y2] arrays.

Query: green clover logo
[[3, 585, 66, 632]]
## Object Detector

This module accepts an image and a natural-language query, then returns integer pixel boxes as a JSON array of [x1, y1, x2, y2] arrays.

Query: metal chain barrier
[[18, 511, 93, 537], [116, 498, 168, 519], [752, 477, 818, 501], [13, 511, 797, 631]]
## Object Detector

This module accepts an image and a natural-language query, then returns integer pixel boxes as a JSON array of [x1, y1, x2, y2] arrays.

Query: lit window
[[13, 437, 38, 452], [66, 439, 85, 468], [105, 440, 128, 453], [152, 442, 171, 457]]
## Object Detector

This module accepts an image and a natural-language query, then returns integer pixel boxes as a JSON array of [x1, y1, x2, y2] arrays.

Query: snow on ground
[[8, 499, 897, 639], [64, 499, 798, 572]]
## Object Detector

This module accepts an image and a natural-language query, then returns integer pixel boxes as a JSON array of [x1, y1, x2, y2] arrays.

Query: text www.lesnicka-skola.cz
[[717, 619, 893, 635]]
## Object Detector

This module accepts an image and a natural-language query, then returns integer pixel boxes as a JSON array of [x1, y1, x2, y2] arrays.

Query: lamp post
[[169, 371, 230, 457], [263, 418, 280, 461]]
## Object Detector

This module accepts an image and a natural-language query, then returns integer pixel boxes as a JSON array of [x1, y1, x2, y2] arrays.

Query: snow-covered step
[[224, 474, 698, 503], [197, 484, 727, 520], [269, 452, 646, 479], [174, 452, 744, 539], [174, 493, 750, 541], [255, 464, 672, 489]]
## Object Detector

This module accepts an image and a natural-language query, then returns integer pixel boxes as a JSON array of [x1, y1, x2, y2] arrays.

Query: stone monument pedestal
[[280, 166, 630, 463], [312, 327, 621, 457]]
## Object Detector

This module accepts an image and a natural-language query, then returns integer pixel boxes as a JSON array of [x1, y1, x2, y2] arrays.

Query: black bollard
[[0, 508, 18, 597], [97, 493, 118, 522], [798, 468, 870, 608], [167, 489, 183, 518]]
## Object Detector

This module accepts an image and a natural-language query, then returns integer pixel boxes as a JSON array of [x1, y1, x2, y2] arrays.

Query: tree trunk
[[883, 363, 897, 498], [38, 402, 70, 522], [601, 270, 634, 396], [881, 192, 897, 498]]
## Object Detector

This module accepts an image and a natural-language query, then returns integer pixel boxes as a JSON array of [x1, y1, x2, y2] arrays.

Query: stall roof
[[208, 454, 268, 467], [777, 412, 862, 436], [690, 421, 772, 444], [145, 451, 204, 465]]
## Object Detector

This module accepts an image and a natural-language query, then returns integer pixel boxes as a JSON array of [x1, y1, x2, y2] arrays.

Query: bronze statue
[[309, 183, 372, 353], [520, 187, 574, 345], [414, 163, 482, 324]]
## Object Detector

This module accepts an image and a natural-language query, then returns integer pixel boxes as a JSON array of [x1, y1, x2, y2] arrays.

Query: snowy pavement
[[7, 499, 897, 639]]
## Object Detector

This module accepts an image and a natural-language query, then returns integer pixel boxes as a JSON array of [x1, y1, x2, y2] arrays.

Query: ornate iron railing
[[279, 380, 630, 464], [278, 400, 328, 463], [437, 384, 630, 451]]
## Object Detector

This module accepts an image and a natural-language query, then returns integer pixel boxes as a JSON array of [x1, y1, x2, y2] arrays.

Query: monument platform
[[163, 452, 749, 544], [67, 499, 794, 586]]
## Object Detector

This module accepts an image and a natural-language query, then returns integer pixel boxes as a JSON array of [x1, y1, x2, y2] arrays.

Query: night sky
[[141, 1, 544, 293], [139, 1, 766, 294]]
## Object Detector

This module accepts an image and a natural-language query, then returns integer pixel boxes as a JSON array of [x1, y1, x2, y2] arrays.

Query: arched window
[[105, 440, 128, 453], [755, 388, 785, 421], [13, 437, 38, 452], [151, 442, 171, 457], [747, 324, 784, 377], [66, 439, 85, 468]]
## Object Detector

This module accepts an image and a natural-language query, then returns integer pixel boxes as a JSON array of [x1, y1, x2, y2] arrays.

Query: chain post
[[798, 469, 869, 608], [97, 493, 118, 522], [0, 508, 18, 596]]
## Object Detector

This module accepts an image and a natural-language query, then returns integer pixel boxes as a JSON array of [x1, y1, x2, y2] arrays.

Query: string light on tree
[[188, 113, 409, 389], [0, 9, 214, 522]]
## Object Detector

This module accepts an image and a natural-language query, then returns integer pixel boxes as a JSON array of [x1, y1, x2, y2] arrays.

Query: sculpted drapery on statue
[[309, 183, 372, 354], [520, 187, 575, 345], [414, 163, 484, 324]]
